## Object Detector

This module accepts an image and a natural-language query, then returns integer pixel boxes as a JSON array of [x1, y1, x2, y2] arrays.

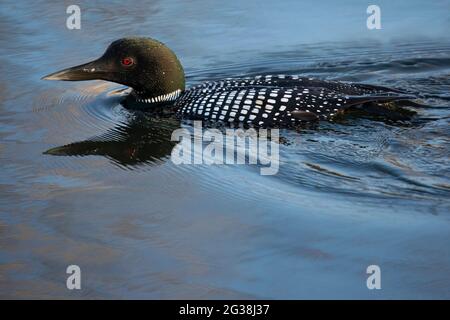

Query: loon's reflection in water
[[44, 114, 180, 167]]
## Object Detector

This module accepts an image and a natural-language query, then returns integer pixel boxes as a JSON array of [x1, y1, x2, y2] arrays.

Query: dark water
[[1, 0, 449, 299]]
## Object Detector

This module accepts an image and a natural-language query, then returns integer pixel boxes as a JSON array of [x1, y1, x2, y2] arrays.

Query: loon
[[43, 37, 415, 126]]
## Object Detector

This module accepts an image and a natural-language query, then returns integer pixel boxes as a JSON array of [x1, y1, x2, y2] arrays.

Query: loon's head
[[43, 37, 185, 105]]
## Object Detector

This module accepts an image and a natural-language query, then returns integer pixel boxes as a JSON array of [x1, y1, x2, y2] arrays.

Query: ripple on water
[[270, 118, 450, 204]]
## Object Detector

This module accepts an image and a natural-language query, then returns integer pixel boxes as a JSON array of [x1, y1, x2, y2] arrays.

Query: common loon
[[43, 37, 415, 126]]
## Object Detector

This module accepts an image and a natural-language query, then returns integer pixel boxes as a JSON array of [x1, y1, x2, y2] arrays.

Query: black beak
[[42, 59, 107, 81]]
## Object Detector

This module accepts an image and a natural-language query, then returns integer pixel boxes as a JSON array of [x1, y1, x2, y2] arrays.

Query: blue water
[[0, 0, 449, 299]]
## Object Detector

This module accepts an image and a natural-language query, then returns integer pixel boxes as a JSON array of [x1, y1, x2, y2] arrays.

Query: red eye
[[121, 57, 134, 66]]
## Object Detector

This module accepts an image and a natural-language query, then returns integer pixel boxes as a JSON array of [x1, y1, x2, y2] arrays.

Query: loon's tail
[[342, 95, 418, 121]]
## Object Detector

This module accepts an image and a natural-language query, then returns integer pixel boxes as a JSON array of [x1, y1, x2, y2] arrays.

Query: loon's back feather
[[176, 75, 415, 126]]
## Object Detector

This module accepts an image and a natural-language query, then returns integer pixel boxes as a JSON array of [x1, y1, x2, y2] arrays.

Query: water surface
[[0, 0, 449, 299]]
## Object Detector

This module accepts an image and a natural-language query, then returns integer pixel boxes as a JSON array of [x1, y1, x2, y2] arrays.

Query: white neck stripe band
[[135, 89, 182, 104]]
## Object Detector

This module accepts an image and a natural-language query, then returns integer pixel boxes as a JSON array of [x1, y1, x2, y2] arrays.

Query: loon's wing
[[192, 75, 407, 95], [177, 84, 415, 126]]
